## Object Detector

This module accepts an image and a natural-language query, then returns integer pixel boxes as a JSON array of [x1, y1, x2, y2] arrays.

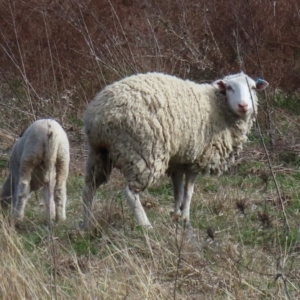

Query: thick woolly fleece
[[0, 119, 70, 221], [84, 72, 257, 192]]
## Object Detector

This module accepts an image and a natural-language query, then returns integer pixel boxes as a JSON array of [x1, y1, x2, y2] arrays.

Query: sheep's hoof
[[183, 220, 192, 230], [135, 224, 153, 232], [170, 210, 181, 222], [142, 224, 153, 230], [11, 214, 24, 230], [79, 220, 89, 231], [55, 215, 66, 222], [13, 212, 24, 222]]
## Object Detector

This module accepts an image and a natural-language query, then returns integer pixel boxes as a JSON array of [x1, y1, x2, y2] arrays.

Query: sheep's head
[[213, 72, 269, 118]]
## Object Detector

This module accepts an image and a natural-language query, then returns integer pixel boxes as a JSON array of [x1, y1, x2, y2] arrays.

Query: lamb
[[0, 119, 70, 222], [81, 72, 268, 229]]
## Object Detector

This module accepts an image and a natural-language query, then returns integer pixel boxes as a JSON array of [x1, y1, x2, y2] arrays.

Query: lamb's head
[[213, 72, 269, 118]]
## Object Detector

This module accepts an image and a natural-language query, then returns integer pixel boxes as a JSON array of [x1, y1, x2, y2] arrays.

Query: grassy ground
[[0, 140, 299, 299]]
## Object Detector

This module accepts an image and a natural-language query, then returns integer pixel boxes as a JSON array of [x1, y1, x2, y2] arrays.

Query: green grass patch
[[273, 91, 300, 115], [21, 231, 44, 252], [68, 115, 84, 127], [0, 158, 8, 169], [70, 236, 98, 255]]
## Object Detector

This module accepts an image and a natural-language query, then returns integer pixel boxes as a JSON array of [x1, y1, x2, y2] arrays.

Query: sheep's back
[[85, 73, 215, 166], [15, 119, 69, 169]]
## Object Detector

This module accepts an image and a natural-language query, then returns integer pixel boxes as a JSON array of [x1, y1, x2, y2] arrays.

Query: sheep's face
[[213, 73, 269, 118]]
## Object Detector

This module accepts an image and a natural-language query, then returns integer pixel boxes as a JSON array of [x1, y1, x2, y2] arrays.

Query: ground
[[0, 122, 299, 299]]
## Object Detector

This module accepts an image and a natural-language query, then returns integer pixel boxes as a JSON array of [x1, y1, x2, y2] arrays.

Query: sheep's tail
[[44, 130, 60, 169]]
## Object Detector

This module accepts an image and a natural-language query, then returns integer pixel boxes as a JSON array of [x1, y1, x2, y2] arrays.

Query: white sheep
[[81, 72, 268, 229], [0, 119, 70, 222]]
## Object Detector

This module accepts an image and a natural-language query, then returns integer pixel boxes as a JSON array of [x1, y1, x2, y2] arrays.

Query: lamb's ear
[[213, 80, 226, 92], [256, 78, 269, 90]]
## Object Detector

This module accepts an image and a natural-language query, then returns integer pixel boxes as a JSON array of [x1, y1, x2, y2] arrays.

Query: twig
[[245, 0, 274, 146], [46, 121, 58, 300], [245, 0, 290, 231], [246, 77, 290, 232], [106, 0, 138, 73], [8, 0, 36, 121], [41, 8, 61, 120], [173, 221, 186, 300]]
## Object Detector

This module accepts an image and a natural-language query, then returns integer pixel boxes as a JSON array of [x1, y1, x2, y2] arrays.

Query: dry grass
[[1, 143, 300, 299]]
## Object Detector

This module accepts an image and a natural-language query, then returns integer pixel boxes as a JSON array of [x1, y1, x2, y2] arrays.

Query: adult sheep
[[81, 72, 268, 229], [0, 119, 70, 222]]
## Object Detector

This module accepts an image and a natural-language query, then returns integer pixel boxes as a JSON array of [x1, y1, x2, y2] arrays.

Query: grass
[[0, 154, 300, 299]]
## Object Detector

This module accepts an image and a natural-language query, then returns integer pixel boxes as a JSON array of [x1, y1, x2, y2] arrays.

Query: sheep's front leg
[[180, 172, 197, 226], [14, 176, 32, 220], [125, 186, 152, 228], [82, 177, 100, 230], [81, 149, 108, 230], [171, 171, 184, 221], [11, 177, 19, 214]]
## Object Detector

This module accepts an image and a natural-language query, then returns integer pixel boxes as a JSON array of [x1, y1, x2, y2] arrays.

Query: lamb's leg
[[170, 171, 184, 221], [125, 186, 152, 228], [180, 172, 197, 226], [54, 158, 69, 222], [13, 166, 33, 220], [54, 180, 67, 222], [81, 148, 111, 230], [42, 178, 56, 221]]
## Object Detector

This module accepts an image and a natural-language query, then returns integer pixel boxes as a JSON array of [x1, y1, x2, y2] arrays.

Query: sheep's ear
[[213, 80, 226, 92], [256, 78, 269, 90]]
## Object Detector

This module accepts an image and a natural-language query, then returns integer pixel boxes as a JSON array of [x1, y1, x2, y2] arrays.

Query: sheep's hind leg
[[54, 180, 67, 222], [42, 179, 56, 222], [125, 186, 152, 228], [180, 172, 197, 227], [54, 157, 69, 222], [170, 171, 184, 221]]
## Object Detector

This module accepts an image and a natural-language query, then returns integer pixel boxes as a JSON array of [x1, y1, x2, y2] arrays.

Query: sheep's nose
[[238, 102, 248, 112]]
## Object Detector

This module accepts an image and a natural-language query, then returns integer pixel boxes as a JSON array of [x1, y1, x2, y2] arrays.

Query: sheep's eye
[[226, 85, 233, 91], [251, 86, 256, 90]]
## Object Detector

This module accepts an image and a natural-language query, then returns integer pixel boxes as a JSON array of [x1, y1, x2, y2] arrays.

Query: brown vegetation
[[1, 0, 300, 118]]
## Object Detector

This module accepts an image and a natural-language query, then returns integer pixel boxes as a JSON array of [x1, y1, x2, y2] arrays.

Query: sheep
[[81, 72, 268, 229], [0, 119, 70, 222]]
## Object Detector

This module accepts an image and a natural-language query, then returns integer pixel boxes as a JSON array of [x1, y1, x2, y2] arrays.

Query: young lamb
[[0, 119, 70, 222], [81, 72, 268, 229]]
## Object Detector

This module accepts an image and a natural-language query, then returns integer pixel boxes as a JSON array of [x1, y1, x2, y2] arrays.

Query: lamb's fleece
[[85, 72, 255, 192], [0, 119, 70, 222]]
